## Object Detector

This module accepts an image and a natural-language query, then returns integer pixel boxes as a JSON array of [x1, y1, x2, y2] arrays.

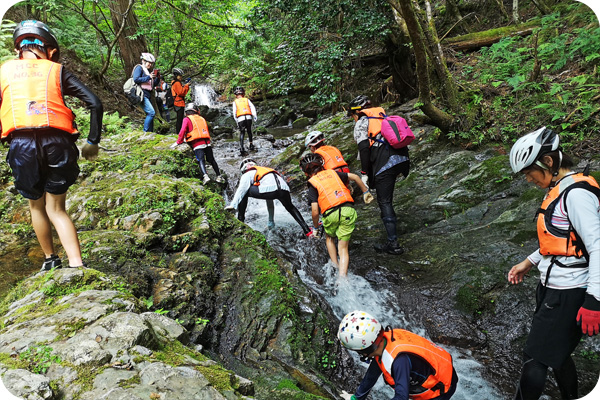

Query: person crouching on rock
[[337, 311, 458, 400], [300, 153, 373, 277], [172, 103, 223, 185], [225, 158, 310, 234], [1, 20, 103, 270]]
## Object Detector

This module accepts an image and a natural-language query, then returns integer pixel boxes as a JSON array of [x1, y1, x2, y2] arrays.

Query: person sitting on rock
[[338, 311, 458, 400], [1, 20, 103, 270], [225, 158, 310, 234], [300, 153, 373, 277], [172, 103, 223, 185]]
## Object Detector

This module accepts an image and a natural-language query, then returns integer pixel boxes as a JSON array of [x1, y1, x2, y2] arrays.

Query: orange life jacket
[[308, 169, 354, 214], [185, 114, 210, 142], [234, 97, 252, 117], [171, 80, 189, 107], [375, 330, 454, 400], [248, 166, 278, 186], [0, 59, 78, 139], [361, 107, 386, 146], [537, 173, 600, 258], [315, 145, 348, 171]]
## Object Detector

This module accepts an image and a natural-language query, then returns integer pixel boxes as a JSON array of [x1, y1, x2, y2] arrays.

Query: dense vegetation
[[1, 0, 599, 148]]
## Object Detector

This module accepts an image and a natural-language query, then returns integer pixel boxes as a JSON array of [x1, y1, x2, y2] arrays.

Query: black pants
[[238, 119, 253, 151], [193, 147, 220, 178], [372, 161, 410, 242], [237, 186, 310, 234], [175, 106, 185, 134], [514, 355, 578, 400]]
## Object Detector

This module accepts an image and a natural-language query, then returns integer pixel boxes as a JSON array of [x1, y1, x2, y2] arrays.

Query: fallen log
[[443, 20, 540, 51]]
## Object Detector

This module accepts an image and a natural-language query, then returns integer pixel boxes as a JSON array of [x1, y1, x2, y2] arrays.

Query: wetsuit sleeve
[[229, 171, 256, 209], [354, 361, 383, 400], [336, 171, 349, 185], [307, 184, 318, 205], [357, 139, 371, 178], [62, 68, 103, 144], [567, 188, 600, 301], [390, 354, 412, 400]]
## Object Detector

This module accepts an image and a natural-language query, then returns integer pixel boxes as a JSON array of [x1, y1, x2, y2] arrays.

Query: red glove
[[577, 294, 600, 336]]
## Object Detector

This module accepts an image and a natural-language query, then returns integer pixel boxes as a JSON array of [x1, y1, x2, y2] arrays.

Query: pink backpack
[[380, 113, 415, 149]]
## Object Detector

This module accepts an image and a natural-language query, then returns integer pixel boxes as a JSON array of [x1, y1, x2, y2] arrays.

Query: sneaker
[[373, 241, 405, 255], [203, 175, 211, 184], [215, 175, 225, 183], [41, 254, 62, 271]]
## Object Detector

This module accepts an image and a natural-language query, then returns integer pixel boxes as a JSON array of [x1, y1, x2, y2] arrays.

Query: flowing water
[[193, 84, 220, 107]]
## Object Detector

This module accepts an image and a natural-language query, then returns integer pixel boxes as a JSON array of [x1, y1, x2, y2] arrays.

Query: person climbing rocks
[[133, 52, 159, 132], [507, 127, 600, 400], [232, 86, 257, 155], [300, 153, 373, 277], [171, 103, 223, 185], [1, 20, 104, 270], [338, 311, 458, 400], [305, 130, 349, 173], [171, 67, 190, 135], [225, 158, 310, 234], [348, 95, 409, 255]]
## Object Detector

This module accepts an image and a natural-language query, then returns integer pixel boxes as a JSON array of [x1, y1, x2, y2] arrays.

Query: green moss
[[118, 374, 141, 388], [195, 365, 234, 392]]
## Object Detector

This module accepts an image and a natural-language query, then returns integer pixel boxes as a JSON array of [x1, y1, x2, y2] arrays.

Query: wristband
[[87, 140, 94, 145], [363, 190, 369, 194]]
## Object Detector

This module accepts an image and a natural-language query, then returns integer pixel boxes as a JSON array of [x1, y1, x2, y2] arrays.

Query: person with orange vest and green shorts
[[337, 311, 458, 400], [171, 103, 223, 185], [348, 95, 410, 256], [225, 158, 310, 234], [1, 20, 103, 270], [508, 127, 600, 400], [232, 86, 257, 155], [300, 153, 373, 277], [305, 130, 349, 173]]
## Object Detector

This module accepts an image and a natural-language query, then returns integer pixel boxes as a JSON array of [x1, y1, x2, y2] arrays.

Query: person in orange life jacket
[[348, 95, 409, 256], [133, 53, 159, 132], [232, 86, 257, 155], [1, 20, 103, 270], [300, 153, 373, 277], [337, 311, 458, 400], [305, 130, 350, 173], [225, 158, 311, 234], [507, 127, 600, 400], [171, 67, 191, 134], [171, 103, 223, 185]]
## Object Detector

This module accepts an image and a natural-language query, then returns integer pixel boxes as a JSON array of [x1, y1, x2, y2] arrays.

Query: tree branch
[[160, 0, 248, 30]]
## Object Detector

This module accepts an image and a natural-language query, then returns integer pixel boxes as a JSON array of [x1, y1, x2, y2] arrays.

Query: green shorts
[[322, 206, 357, 241]]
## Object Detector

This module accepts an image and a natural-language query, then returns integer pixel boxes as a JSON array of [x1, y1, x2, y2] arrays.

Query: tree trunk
[[109, 0, 148, 76], [512, 0, 521, 23], [387, 10, 418, 102], [388, 0, 454, 132], [530, 0, 552, 15]]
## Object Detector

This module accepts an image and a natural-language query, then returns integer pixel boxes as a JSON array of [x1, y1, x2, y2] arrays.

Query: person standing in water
[[232, 86, 257, 155], [508, 127, 600, 400]]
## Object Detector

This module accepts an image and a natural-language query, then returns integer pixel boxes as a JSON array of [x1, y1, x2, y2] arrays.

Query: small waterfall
[[194, 84, 219, 107]]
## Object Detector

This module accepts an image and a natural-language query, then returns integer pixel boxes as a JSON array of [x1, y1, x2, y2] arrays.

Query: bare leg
[[44, 193, 83, 267], [29, 197, 55, 258], [338, 239, 350, 277], [325, 234, 339, 269]]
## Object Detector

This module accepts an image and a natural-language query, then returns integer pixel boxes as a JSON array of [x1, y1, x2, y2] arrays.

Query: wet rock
[[2, 369, 52, 400]]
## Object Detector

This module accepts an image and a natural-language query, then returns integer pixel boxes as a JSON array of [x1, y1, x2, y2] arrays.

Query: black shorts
[[524, 283, 585, 369], [7, 132, 80, 200]]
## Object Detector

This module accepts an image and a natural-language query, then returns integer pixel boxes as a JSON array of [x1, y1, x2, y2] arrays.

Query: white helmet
[[140, 52, 155, 63], [338, 311, 382, 351], [239, 158, 256, 173], [509, 127, 559, 173], [305, 131, 325, 147]]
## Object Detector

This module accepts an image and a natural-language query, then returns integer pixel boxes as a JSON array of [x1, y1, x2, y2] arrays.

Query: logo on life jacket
[[26, 101, 56, 116]]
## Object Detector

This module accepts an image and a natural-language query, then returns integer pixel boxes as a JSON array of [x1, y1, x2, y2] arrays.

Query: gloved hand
[[81, 142, 99, 160], [339, 391, 355, 400], [170, 142, 179, 149], [363, 190, 374, 204], [225, 205, 235, 211], [360, 172, 369, 189], [577, 294, 600, 336], [185, 78, 191, 84], [306, 227, 320, 239]]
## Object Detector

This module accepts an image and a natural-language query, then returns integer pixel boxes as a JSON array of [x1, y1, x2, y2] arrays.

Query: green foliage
[[0, 19, 16, 63], [18, 344, 61, 374]]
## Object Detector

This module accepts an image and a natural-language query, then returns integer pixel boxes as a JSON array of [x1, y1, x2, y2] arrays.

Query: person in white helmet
[[225, 158, 311, 235], [232, 86, 257, 155], [507, 127, 600, 400], [337, 311, 458, 400], [133, 52, 159, 132], [305, 130, 349, 173]]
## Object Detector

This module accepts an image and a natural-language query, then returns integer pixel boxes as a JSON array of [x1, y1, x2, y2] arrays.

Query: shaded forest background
[[0, 0, 599, 154]]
